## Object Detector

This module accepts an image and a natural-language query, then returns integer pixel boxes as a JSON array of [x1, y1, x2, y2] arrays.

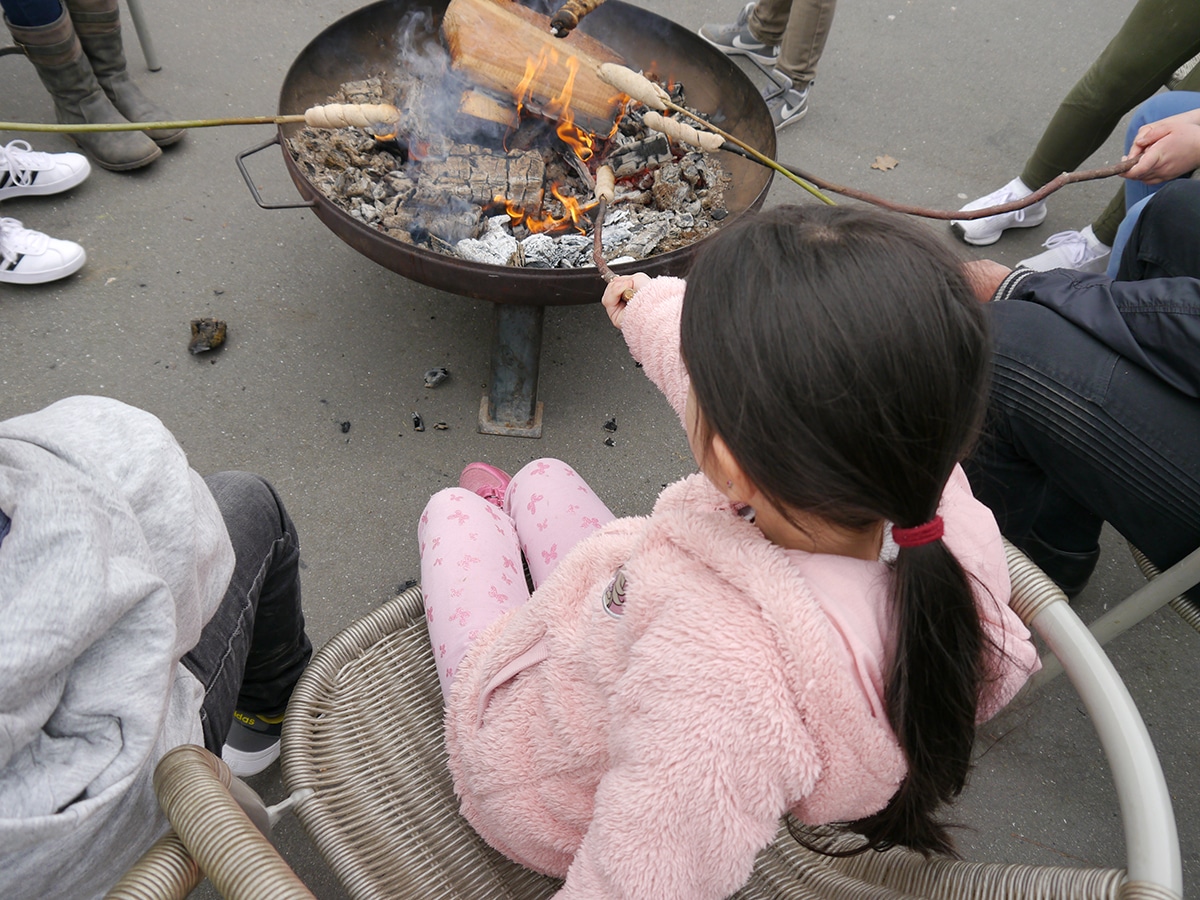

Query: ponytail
[[848, 533, 985, 855]]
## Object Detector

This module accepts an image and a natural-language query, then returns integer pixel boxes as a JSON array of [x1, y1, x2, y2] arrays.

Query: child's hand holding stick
[[601, 273, 649, 329]]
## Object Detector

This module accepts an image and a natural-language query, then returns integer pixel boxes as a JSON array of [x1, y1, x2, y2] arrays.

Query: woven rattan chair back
[[281, 548, 1180, 900]]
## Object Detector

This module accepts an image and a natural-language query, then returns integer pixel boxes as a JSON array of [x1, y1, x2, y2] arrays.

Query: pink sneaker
[[459, 462, 512, 508]]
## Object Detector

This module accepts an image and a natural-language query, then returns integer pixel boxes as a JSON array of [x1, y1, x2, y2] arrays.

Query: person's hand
[[601, 272, 650, 329], [1124, 111, 1200, 184], [963, 259, 1012, 303]]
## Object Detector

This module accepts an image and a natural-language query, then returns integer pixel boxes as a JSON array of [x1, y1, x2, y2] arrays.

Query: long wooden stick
[[597, 64, 835, 204], [773, 157, 1138, 220], [0, 116, 306, 133], [601, 63, 1141, 222], [0, 103, 401, 134]]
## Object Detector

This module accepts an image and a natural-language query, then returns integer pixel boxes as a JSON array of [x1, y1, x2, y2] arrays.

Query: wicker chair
[[1032, 543, 1200, 685], [117, 540, 1182, 899], [274, 541, 1182, 900]]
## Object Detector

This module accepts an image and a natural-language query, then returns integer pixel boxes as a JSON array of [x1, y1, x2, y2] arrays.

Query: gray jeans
[[749, 0, 837, 86], [182, 471, 312, 752]]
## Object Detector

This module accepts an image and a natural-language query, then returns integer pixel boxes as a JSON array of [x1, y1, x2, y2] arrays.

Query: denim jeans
[[1105, 91, 1200, 277], [966, 179, 1200, 586], [182, 471, 312, 753], [0, 0, 63, 27]]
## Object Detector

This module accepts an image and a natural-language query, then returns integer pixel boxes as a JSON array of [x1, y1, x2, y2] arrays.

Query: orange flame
[[496, 185, 596, 235], [510, 46, 598, 162]]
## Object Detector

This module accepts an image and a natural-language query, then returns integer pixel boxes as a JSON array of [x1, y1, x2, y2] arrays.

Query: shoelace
[[0, 218, 48, 265], [0, 141, 53, 189], [1038, 230, 1095, 266], [960, 183, 1035, 223]]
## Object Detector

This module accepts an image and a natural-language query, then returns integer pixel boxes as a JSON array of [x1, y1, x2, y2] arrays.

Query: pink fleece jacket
[[444, 277, 1039, 900]]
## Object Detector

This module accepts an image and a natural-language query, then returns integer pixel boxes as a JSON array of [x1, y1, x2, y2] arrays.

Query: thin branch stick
[[0, 103, 401, 134], [774, 156, 1138, 220], [666, 105, 836, 205], [0, 117, 306, 133], [591, 165, 635, 298], [592, 196, 617, 281]]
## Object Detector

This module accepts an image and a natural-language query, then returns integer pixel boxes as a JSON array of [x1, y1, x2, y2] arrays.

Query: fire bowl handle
[[236, 134, 317, 210]]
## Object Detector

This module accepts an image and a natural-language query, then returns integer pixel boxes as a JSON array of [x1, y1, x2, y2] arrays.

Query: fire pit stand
[[248, 0, 776, 438], [481, 303, 544, 437], [237, 136, 549, 436]]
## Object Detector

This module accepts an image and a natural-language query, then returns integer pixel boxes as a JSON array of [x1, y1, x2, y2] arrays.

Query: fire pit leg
[[478, 303, 545, 438]]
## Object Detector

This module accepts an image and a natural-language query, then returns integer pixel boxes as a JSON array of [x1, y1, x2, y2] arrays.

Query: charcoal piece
[[407, 204, 484, 245], [519, 233, 557, 268], [651, 164, 691, 211], [604, 437, 616, 447], [414, 148, 545, 211], [554, 234, 591, 267], [340, 421, 351, 433], [607, 134, 673, 179], [619, 219, 667, 258], [352, 202, 380, 224], [456, 216, 519, 265], [603, 417, 617, 432], [188, 318, 227, 354], [412, 412, 425, 432], [424, 366, 450, 387], [600, 221, 633, 252]]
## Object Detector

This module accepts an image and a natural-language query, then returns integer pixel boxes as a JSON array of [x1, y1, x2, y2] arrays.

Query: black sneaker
[[761, 75, 810, 130], [698, 2, 780, 66], [221, 709, 285, 777]]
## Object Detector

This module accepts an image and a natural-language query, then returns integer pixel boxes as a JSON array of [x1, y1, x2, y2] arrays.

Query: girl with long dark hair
[[418, 204, 1039, 898]]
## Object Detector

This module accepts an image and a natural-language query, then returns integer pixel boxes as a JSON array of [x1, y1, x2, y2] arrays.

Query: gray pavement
[[2, 0, 1196, 896]]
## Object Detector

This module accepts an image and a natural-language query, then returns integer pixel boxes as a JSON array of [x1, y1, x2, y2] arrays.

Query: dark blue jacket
[[993, 267, 1200, 398]]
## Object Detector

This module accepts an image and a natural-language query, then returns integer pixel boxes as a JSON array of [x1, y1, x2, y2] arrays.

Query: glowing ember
[[496, 185, 597, 235]]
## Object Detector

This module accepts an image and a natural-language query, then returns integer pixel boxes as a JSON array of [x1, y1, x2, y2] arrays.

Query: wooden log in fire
[[441, 0, 627, 135]]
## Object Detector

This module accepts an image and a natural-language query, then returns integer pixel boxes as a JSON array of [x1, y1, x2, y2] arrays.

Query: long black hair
[[679, 203, 993, 856]]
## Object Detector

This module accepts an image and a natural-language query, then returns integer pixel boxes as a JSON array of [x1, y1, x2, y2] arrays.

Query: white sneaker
[[0, 218, 87, 285], [0, 141, 91, 202], [950, 177, 1047, 246], [1018, 225, 1112, 273]]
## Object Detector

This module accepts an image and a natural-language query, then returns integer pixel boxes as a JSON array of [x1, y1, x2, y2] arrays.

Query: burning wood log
[[441, 0, 627, 135], [458, 90, 520, 130]]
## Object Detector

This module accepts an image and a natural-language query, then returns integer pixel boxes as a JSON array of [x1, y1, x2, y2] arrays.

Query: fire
[[512, 46, 598, 162], [495, 185, 596, 235]]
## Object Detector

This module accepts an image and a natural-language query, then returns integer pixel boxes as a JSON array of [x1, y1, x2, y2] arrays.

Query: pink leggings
[[418, 458, 615, 699]]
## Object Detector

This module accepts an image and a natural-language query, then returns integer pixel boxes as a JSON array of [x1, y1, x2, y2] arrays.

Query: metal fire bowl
[[274, 0, 776, 306]]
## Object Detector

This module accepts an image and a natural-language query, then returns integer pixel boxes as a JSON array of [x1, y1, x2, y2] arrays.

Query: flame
[[495, 185, 596, 235], [511, 46, 597, 162]]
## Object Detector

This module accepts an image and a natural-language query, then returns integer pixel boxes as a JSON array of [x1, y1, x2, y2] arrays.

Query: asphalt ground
[[2, 0, 1196, 896]]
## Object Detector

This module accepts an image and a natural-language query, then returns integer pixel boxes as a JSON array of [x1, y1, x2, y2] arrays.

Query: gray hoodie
[[0, 396, 234, 899]]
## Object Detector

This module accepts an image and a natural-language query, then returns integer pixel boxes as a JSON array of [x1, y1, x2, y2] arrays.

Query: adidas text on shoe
[[0, 218, 86, 285], [1018, 224, 1112, 273], [0, 141, 90, 202], [950, 177, 1047, 246], [222, 709, 285, 777], [699, 2, 780, 66]]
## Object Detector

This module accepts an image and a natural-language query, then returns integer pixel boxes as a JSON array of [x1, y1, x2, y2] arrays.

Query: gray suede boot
[[63, 0, 184, 146], [6, 10, 160, 171]]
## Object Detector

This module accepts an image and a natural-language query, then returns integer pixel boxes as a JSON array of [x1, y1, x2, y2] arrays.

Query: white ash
[[286, 74, 732, 269]]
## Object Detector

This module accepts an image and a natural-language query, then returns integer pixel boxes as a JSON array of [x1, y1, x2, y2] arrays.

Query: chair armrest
[[153, 745, 315, 899], [1005, 541, 1182, 898]]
